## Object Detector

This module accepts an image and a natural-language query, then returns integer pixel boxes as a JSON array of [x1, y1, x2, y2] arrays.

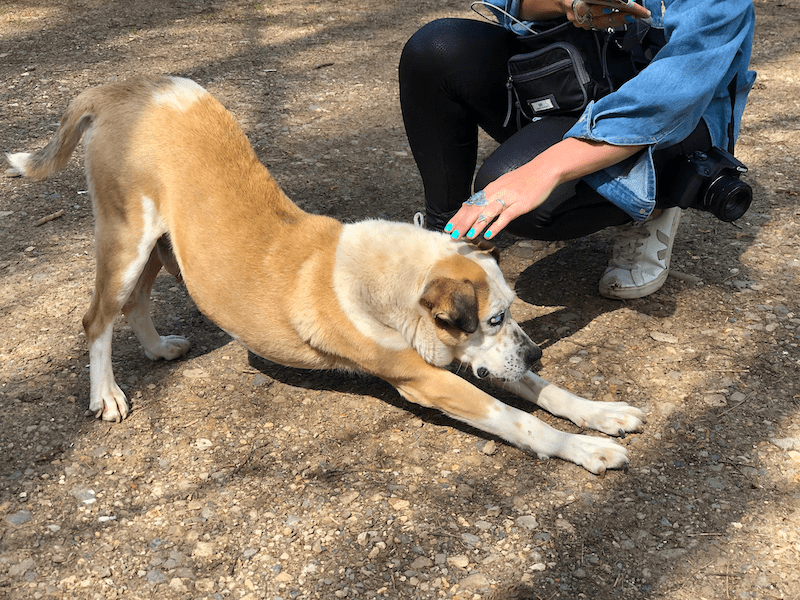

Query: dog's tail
[[5, 89, 98, 180]]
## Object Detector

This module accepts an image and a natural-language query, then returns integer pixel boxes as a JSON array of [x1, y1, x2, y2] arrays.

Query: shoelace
[[608, 224, 649, 269]]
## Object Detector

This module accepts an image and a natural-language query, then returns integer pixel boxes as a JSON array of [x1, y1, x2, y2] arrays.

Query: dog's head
[[418, 243, 542, 381]]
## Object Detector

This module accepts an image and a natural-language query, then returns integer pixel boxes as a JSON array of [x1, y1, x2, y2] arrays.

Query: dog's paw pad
[[567, 435, 630, 475], [583, 403, 645, 436]]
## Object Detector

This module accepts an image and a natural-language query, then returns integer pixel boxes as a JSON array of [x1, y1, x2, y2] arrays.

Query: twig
[[34, 209, 65, 226], [715, 392, 756, 418]]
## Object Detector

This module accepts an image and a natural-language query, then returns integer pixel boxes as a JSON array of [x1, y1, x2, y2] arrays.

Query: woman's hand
[[519, 0, 651, 30], [445, 138, 646, 240], [567, 1, 651, 30]]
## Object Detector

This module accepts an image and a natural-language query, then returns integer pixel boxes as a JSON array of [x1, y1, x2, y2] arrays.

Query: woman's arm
[[446, 138, 645, 240], [519, 0, 651, 27]]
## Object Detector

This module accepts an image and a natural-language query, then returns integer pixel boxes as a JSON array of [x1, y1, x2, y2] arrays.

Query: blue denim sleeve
[[566, 0, 756, 220]]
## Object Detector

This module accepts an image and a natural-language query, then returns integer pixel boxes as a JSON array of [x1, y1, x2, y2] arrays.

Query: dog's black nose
[[527, 344, 543, 365], [477, 367, 490, 379]]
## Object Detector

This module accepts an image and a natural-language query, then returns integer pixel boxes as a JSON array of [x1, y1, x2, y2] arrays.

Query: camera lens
[[704, 176, 752, 222]]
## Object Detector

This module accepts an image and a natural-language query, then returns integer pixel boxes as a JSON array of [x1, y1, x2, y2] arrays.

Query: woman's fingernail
[[444, 223, 453, 233], [450, 229, 460, 239], [484, 230, 493, 239], [467, 228, 476, 238], [602, 7, 613, 13]]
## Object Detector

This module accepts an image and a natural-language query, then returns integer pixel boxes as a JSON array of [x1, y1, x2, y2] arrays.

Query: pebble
[[480, 440, 497, 455], [146, 569, 166, 584], [411, 556, 433, 569], [69, 486, 96, 505], [9, 558, 35, 577], [6, 510, 32, 526], [771, 437, 797, 450], [458, 573, 490, 590], [650, 331, 679, 344], [192, 542, 215, 557], [447, 555, 470, 568], [516, 515, 539, 530]]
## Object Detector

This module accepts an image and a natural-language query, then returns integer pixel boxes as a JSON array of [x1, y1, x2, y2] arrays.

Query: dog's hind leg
[[122, 237, 190, 361], [83, 197, 171, 422]]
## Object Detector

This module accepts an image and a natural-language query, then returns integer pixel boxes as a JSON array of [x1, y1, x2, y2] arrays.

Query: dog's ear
[[466, 238, 500, 263], [419, 277, 479, 334]]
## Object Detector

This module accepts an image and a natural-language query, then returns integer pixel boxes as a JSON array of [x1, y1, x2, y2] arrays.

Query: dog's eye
[[488, 312, 505, 327]]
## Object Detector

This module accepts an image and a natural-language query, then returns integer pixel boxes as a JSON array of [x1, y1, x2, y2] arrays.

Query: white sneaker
[[599, 207, 682, 299], [413, 211, 425, 228]]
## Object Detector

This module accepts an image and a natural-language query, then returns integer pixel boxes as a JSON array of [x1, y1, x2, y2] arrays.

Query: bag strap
[[470, 1, 538, 34]]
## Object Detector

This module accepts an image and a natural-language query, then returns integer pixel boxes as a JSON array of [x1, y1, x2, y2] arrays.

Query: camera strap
[[727, 73, 737, 154]]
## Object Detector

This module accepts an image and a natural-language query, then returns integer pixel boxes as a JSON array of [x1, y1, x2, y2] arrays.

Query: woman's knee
[[400, 18, 504, 79]]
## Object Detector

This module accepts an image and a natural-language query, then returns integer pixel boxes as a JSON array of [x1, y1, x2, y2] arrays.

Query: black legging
[[399, 18, 710, 239]]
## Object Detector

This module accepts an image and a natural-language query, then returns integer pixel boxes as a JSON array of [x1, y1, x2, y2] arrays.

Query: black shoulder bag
[[504, 19, 665, 127]]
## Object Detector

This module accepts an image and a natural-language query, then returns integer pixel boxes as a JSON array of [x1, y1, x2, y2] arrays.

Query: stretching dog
[[6, 76, 644, 474]]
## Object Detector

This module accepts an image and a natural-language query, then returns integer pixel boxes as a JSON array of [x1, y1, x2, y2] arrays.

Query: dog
[[5, 75, 644, 474]]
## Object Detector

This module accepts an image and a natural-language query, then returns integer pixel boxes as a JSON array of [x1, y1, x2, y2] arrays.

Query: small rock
[[770, 438, 796, 450], [69, 486, 96, 505], [389, 498, 410, 511], [340, 491, 360, 505], [447, 555, 470, 569], [411, 556, 433, 569], [182, 368, 208, 378], [9, 558, 35, 577], [146, 569, 166, 584], [192, 542, 215, 557], [6, 510, 33, 526], [458, 573, 490, 590], [703, 394, 727, 407], [516, 515, 539, 530], [481, 440, 497, 455], [650, 331, 678, 344], [169, 578, 189, 593]]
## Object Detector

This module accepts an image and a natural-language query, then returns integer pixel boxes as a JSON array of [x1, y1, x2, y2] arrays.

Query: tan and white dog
[[6, 75, 644, 474]]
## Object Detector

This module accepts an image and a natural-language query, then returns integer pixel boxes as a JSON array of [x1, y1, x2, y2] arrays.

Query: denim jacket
[[481, 0, 757, 220]]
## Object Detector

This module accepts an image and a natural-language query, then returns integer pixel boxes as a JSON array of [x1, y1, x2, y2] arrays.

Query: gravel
[[2, 1, 800, 599]]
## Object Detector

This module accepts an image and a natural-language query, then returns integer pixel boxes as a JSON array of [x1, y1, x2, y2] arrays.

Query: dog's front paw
[[578, 401, 645, 437], [144, 335, 191, 361], [89, 383, 130, 423], [561, 434, 630, 475]]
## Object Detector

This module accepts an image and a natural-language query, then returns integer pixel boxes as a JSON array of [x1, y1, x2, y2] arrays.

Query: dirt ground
[[1, 1, 799, 599]]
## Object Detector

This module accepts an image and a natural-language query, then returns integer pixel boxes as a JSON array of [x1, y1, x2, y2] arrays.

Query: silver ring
[[494, 198, 507, 211], [475, 213, 489, 225], [574, 1, 593, 27]]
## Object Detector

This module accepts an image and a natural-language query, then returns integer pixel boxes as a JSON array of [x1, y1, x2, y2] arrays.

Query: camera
[[674, 146, 752, 222]]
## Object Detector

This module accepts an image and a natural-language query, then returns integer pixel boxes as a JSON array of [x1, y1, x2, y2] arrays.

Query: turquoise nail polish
[[444, 223, 453, 233], [450, 229, 460, 239], [467, 228, 476, 238], [625, 14, 636, 23], [602, 7, 613, 13], [484, 230, 493, 239]]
